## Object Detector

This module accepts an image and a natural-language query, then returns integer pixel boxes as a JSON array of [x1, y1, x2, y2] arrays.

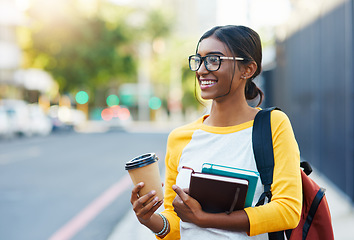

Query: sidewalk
[[107, 169, 354, 240], [107, 208, 158, 240]]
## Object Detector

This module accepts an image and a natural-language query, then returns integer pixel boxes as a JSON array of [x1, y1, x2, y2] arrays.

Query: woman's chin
[[200, 92, 214, 101]]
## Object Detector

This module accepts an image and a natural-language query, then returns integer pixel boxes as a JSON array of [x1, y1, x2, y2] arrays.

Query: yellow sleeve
[[156, 123, 196, 240], [244, 110, 302, 236]]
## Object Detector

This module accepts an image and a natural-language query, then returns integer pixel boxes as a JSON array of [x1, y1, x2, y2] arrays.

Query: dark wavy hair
[[196, 25, 264, 106]]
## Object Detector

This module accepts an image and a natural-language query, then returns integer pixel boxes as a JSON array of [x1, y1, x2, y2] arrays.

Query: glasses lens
[[189, 56, 201, 71], [205, 56, 220, 71]]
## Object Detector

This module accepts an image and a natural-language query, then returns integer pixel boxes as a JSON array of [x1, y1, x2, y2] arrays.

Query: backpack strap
[[253, 107, 280, 206], [303, 187, 326, 239], [252, 107, 285, 240]]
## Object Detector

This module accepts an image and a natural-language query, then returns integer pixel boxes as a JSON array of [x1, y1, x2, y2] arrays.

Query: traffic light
[[149, 96, 162, 110], [75, 91, 89, 104], [106, 94, 119, 107], [75, 91, 89, 119]]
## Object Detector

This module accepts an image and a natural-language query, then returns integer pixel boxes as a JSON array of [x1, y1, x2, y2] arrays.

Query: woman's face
[[196, 36, 244, 100]]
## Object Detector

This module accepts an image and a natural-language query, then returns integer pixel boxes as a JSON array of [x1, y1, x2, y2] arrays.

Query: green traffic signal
[[149, 97, 162, 110], [106, 94, 120, 106], [76, 91, 89, 104]]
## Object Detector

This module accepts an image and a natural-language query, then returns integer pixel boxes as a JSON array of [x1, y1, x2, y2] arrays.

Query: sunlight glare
[[15, 0, 30, 11]]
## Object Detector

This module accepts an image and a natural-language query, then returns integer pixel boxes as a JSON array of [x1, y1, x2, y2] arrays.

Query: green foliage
[[23, 0, 137, 99], [144, 9, 172, 40], [181, 64, 202, 111], [20, 0, 203, 113]]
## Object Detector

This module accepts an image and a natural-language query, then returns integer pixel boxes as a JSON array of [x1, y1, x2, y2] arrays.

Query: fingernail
[[154, 197, 159, 201], [151, 190, 156, 195], [138, 182, 144, 187], [172, 185, 177, 190]]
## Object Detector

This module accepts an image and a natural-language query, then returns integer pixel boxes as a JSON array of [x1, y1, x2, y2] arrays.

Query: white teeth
[[201, 80, 216, 85]]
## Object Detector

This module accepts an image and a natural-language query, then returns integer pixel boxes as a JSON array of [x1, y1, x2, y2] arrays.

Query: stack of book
[[186, 163, 259, 214]]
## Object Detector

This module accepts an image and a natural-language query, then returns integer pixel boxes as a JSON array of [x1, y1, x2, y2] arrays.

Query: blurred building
[[112, 0, 217, 38], [170, 0, 217, 38], [268, 0, 354, 202], [0, 0, 57, 104], [0, 0, 25, 99]]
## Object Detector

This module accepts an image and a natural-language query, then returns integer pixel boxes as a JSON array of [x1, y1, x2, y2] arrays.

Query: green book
[[202, 163, 260, 208]]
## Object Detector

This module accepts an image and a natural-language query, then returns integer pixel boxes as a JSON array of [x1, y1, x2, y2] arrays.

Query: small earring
[[241, 76, 247, 80]]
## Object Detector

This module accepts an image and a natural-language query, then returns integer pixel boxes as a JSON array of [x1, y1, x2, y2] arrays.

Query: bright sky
[[217, 0, 292, 29], [108, 0, 292, 32], [14, 0, 31, 11], [15, 0, 292, 27]]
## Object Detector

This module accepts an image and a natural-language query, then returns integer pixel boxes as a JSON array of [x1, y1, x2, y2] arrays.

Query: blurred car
[[48, 105, 86, 132], [101, 105, 133, 131], [48, 105, 70, 131], [1, 99, 31, 136], [28, 104, 52, 136], [0, 105, 13, 139], [0, 99, 53, 137]]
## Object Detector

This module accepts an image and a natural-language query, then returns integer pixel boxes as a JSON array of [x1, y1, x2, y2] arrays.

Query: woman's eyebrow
[[208, 51, 225, 55], [197, 51, 225, 56]]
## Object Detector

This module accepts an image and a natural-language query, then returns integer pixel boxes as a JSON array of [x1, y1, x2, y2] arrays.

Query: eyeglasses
[[188, 54, 245, 72]]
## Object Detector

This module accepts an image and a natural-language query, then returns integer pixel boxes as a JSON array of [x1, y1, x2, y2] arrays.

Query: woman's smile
[[199, 78, 218, 89]]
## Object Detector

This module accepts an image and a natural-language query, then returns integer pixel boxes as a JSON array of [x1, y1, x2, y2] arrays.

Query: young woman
[[130, 25, 302, 239]]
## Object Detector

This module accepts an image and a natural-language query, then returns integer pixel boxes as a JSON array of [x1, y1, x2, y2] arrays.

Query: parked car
[[0, 105, 13, 139], [1, 99, 31, 136], [0, 99, 53, 137], [48, 105, 86, 132], [28, 104, 52, 136]]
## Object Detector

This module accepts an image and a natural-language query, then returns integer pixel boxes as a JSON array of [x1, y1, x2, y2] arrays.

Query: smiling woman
[[191, 26, 263, 107], [128, 25, 302, 240]]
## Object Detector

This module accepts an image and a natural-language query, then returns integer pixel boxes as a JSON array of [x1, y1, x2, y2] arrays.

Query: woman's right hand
[[130, 182, 164, 225]]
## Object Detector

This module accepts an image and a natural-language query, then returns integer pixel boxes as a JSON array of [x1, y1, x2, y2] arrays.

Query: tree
[[20, 0, 137, 102], [19, 0, 202, 117]]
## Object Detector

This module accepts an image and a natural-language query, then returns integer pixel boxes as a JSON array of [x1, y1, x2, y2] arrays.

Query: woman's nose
[[197, 61, 209, 75]]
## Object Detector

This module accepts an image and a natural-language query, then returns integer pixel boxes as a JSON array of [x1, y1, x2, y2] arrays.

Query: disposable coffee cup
[[125, 153, 164, 204]]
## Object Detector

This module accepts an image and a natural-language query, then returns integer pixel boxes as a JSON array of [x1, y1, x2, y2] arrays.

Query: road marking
[[49, 174, 132, 240]]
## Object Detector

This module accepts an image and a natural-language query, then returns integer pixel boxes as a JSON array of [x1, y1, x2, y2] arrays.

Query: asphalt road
[[0, 130, 168, 240]]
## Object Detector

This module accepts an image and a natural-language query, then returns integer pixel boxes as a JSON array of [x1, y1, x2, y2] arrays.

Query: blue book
[[202, 163, 260, 208]]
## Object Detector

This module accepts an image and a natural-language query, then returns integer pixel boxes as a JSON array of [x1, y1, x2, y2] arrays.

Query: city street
[[0, 130, 168, 240]]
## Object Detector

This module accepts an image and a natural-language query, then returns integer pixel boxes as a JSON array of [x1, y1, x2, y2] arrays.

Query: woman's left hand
[[172, 185, 204, 225]]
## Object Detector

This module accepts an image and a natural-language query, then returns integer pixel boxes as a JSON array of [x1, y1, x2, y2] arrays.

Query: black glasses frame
[[188, 54, 245, 72]]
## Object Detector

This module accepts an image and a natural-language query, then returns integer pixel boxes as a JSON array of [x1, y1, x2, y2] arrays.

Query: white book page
[[194, 173, 249, 185]]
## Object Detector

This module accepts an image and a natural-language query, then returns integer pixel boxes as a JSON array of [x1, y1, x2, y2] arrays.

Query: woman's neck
[[204, 99, 258, 127]]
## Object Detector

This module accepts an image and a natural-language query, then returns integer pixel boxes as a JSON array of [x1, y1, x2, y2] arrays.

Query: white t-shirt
[[175, 126, 267, 240]]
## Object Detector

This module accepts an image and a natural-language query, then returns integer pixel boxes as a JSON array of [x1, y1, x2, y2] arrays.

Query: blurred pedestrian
[[130, 25, 302, 239]]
